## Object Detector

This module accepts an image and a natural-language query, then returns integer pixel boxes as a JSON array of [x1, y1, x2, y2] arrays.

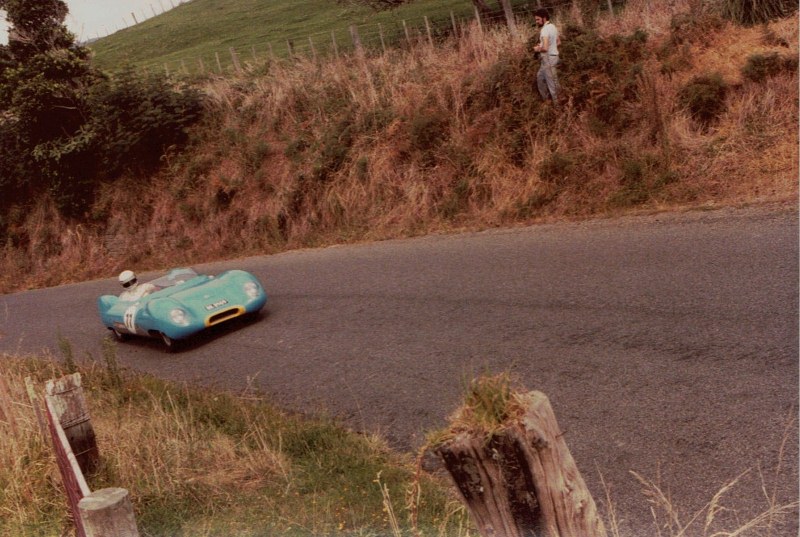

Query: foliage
[[85, 68, 204, 178], [742, 52, 799, 82], [678, 73, 729, 128], [558, 24, 648, 132], [0, 1, 203, 218], [716, 0, 798, 25]]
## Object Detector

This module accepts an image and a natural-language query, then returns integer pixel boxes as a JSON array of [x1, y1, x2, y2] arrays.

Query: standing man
[[533, 8, 559, 104]]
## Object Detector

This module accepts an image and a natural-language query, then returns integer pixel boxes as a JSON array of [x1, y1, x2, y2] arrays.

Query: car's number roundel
[[124, 305, 138, 333]]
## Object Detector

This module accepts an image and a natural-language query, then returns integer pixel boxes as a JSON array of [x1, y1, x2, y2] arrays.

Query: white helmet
[[118, 270, 137, 289]]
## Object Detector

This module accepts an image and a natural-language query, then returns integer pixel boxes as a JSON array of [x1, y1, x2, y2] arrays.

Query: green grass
[[88, 0, 533, 73], [0, 350, 470, 536]]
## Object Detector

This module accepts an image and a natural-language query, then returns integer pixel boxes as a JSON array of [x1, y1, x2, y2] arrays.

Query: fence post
[[423, 16, 434, 47], [214, 51, 222, 73], [378, 23, 387, 54], [251, 45, 257, 62], [308, 36, 317, 61], [434, 389, 607, 537], [79, 488, 140, 537], [197, 57, 205, 73], [606, 0, 614, 13], [229, 47, 241, 73], [349, 25, 364, 58], [131, 12, 138, 24], [473, 6, 483, 35], [402, 19, 411, 46], [499, 0, 518, 37], [331, 31, 339, 59], [450, 11, 459, 38], [45, 373, 99, 475]]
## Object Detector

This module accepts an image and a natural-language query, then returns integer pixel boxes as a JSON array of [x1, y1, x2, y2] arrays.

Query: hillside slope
[[88, 0, 531, 72], [1, 0, 797, 293]]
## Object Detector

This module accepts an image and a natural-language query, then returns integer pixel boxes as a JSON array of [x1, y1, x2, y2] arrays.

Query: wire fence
[[142, 0, 627, 78]]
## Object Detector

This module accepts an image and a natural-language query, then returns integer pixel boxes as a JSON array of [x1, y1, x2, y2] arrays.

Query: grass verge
[[0, 346, 471, 536]]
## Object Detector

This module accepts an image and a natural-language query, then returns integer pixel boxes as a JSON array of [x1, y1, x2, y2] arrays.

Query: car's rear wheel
[[160, 333, 180, 353]]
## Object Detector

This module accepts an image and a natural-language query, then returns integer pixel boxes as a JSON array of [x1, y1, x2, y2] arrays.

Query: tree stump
[[435, 390, 607, 537]]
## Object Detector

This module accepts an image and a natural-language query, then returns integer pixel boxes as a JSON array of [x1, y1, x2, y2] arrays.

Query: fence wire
[[149, 0, 625, 78]]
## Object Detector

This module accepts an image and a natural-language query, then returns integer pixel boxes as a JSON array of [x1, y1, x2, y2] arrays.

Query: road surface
[[2, 204, 797, 536]]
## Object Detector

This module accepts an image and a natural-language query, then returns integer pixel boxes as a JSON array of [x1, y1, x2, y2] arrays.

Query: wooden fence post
[[308, 36, 317, 61], [607, 0, 614, 13], [79, 488, 140, 537], [214, 51, 222, 73], [434, 390, 607, 537], [349, 25, 364, 58], [499, 0, 518, 37], [424, 16, 433, 46], [474, 6, 483, 35], [45, 373, 99, 475], [331, 31, 339, 59], [378, 23, 387, 54], [450, 10, 459, 38], [197, 57, 205, 73], [229, 47, 241, 73], [402, 19, 411, 46]]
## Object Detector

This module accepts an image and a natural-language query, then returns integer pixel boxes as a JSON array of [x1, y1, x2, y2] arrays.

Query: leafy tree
[[0, 0, 203, 219], [0, 0, 98, 215]]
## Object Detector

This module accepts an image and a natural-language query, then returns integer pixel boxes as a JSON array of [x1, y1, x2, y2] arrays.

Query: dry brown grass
[[0, 3, 796, 294]]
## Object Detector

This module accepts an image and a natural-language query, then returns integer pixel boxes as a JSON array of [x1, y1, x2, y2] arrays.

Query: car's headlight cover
[[244, 281, 260, 299], [170, 308, 190, 326]]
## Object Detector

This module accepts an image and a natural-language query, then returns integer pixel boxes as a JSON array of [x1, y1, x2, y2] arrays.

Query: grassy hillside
[[89, 0, 534, 72], [0, 0, 797, 294]]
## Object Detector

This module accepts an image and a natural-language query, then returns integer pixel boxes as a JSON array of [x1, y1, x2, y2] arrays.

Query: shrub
[[717, 0, 798, 25], [678, 73, 728, 128], [539, 151, 577, 186], [558, 25, 647, 131], [87, 68, 204, 179], [742, 52, 799, 82]]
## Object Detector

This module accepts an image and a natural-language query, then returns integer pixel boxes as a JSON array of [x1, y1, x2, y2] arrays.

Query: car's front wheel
[[160, 333, 181, 353], [110, 327, 129, 342]]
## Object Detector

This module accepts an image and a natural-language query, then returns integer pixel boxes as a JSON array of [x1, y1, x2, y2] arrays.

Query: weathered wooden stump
[[434, 387, 607, 537], [79, 487, 140, 537], [45, 373, 99, 475]]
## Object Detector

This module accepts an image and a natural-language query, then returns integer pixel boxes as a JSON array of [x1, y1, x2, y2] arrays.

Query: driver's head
[[119, 270, 137, 289]]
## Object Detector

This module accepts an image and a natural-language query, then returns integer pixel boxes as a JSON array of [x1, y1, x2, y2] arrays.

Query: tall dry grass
[[0, 2, 796, 294], [0, 351, 471, 536]]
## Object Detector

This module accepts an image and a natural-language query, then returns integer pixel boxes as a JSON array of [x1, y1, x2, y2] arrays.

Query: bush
[[87, 68, 204, 179], [558, 25, 647, 131], [678, 73, 729, 128], [742, 52, 799, 82], [717, 0, 798, 25]]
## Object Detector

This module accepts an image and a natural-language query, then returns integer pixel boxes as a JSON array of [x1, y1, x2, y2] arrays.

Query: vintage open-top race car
[[97, 267, 267, 351]]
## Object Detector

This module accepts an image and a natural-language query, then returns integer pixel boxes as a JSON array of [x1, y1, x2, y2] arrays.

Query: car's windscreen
[[147, 268, 199, 290]]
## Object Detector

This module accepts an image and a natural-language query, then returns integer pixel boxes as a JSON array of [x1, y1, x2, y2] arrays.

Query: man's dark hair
[[534, 8, 550, 20]]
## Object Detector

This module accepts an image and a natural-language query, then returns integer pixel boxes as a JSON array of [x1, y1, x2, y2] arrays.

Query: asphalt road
[[2, 204, 798, 536]]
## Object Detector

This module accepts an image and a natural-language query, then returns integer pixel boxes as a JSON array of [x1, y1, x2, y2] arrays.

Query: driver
[[118, 270, 156, 301]]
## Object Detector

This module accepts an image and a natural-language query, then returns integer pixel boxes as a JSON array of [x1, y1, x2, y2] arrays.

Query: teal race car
[[98, 268, 267, 351]]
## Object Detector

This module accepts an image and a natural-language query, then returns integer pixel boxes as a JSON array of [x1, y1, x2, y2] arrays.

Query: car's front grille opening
[[207, 307, 244, 326]]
